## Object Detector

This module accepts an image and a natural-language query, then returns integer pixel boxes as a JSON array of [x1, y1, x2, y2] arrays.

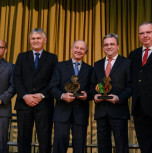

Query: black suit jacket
[[91, 55, 131, 120], [13, 50, 58, 111], [50, 59, 93, 125], [0, 59, 15, 117], [129, 47, 152, 117]]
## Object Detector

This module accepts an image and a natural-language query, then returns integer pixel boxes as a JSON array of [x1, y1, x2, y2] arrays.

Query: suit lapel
[[66, 59, 75, 76], [35, 50, 48, 73], [110, 55, 123, 76], [0, 59, 7, 74], [145, 51, 152, 66], [136, 48, 143, 68], [78, 61, 86, 77], [27, 51, 35, 72]]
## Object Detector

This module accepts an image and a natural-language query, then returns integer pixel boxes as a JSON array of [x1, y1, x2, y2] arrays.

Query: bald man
[[0, 40, 15, 153]]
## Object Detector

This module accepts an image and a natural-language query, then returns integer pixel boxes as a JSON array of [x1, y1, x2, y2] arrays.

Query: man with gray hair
[[0, 40, 15, 153], [14, 28, 58, 153], [129, 22, 152, 153], [91, 33, 132, 153], [50, 40, 93, 153]]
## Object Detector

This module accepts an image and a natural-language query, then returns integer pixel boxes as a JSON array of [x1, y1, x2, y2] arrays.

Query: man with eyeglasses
[[129, 22, 152, 153], [0, 40, 15, 153]]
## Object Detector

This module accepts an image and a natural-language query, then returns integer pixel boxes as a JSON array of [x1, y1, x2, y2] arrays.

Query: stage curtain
[[0, 0, 152, 153]]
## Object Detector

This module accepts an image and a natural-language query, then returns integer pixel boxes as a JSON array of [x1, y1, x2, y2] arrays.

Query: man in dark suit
[[129, 22, 152, 153], [0, 40, 15, 153], [91, 33, 131, 153], [50, 40, 93, 153], [13, 28, 58, 153]]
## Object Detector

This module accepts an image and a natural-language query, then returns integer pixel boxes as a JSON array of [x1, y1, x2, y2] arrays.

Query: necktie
[[74, 62, 79, 76], [105, 58, 112, 76], [142, 48, 150, 66], [35, 53, 40, 69]]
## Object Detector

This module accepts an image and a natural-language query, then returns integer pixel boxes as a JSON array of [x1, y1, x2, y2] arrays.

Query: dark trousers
[[134, 102, 152, 153], [17, 109, 53, 153], [97, 117, 129, 153], [0, 117, 9, 153], [53, 121, 87, 153]]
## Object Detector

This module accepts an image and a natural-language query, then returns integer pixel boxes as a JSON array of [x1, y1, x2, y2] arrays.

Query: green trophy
[[64, 75, 84, 97], [95, 76, 113, 99]]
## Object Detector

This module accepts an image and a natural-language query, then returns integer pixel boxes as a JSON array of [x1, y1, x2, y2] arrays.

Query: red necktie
[[142, 48, 150, 66], [105, 58, 112, 76]]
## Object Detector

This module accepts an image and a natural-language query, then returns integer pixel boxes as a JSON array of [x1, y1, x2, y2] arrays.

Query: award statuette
[[95, 76, 113, 99], [64, 75, 84, 97]]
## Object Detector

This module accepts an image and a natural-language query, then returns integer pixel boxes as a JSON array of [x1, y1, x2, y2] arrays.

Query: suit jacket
[[13, 50, 58, 111], [129, 47, 152, 117], [50, 59, 93, 125], [91, 55, 131, 120], [0, 59, 15, 117]]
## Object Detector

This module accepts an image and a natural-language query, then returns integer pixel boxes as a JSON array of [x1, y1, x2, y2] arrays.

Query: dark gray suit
[[0, 58, 15, 153]]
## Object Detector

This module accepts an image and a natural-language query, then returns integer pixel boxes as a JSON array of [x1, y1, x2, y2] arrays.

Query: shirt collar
[[32, 50, 43, 56], [105, 54, 118, 61], [72, 58, 82, 65], [142, 46, 152, 52]]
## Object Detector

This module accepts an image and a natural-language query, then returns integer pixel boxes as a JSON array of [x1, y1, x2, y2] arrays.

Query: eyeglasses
[[139, 31, 152, 36], [0, 46, 5, 49]]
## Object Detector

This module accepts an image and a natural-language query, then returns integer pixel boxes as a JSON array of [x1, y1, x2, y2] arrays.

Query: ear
[[117, 44, 119, 50], [4, 48, 7, 54], [44, 37, 47, 44]]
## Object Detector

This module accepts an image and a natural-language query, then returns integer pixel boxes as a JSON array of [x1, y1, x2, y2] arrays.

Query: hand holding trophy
[[95, 76, 113, 99], [64, 75, 84, 97]]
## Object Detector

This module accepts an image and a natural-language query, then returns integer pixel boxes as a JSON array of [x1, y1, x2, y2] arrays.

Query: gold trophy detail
[[65, 75, 83, 97]]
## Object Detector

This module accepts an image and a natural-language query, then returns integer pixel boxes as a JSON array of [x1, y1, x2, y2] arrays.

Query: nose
[[143, 33, 148, 37]]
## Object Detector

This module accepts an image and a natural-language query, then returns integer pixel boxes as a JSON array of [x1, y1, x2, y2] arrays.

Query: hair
[[30, 28, 46, 38], [0, 40, 7, 48], [139, 22, 152, 29], [103, 33, 119, 45], [72, 40, 88, 52]]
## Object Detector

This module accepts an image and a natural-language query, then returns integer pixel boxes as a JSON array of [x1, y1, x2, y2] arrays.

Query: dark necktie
[[35, 53, 40, 69], [142, 48, 150, 66], [105, 58, 112, 76], [74, 62, 79, 76]]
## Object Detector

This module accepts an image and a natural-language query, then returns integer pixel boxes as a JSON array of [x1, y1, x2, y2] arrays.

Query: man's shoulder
[[0, 59, 13, 67], [82, 61, 93, 69], [130, 47, 142, 55], [94, 58, 105, 66]]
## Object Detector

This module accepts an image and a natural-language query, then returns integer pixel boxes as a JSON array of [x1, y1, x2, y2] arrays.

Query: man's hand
[[23, 94, 39, 107], [62, 93, 75, 103], [0, 99, 2, 105], [106, 94, 119, 104], [77, 91, 87, 100], [33, 93, 43, 103], [94, 94, 103, 103]]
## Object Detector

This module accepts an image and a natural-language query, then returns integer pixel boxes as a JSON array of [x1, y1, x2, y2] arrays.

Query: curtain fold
[[0, 1, 152, 153]]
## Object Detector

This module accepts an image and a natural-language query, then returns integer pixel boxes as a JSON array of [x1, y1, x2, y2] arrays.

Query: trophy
[[95, 76, 113, 99], [64, 75, 84, 97]]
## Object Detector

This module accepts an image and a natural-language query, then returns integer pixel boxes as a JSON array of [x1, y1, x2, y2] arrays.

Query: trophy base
[[71, 93, 84, 97], [97, 95, 113, 99]]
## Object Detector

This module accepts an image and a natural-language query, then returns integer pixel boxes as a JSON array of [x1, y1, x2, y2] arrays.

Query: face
[[139, 24, 152, 48], [0, 40, 7, 59], [30, 33, 47, 52], [103, 37, 119, 58], [71, 41, 87, 61]]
